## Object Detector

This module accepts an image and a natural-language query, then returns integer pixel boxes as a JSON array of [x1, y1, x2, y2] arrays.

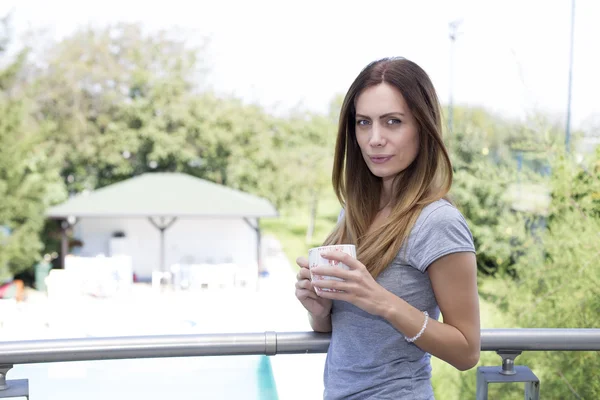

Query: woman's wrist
[[377, 289, 400, 319], [309, 309, 331, 320], [308, 311, 332, 333]]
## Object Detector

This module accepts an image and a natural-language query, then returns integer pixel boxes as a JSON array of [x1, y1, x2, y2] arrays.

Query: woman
[[294, 57, 480, 399]]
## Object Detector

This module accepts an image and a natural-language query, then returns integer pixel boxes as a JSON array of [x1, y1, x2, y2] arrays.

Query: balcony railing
[[1, 328, 599, 399]]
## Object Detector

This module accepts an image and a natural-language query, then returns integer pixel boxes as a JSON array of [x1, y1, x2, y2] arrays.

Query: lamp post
[[565, 0, 576, 154], [448, 19, 463, 136]]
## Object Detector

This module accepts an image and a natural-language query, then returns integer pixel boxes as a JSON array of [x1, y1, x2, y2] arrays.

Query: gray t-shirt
[[323, 199, 475, 400]]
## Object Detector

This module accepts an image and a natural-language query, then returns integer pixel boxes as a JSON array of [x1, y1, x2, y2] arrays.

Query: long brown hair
[[323, 57, 453, 278]]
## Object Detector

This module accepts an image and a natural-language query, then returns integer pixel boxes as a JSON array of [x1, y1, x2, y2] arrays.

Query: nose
[[369, 123, 385, 147]]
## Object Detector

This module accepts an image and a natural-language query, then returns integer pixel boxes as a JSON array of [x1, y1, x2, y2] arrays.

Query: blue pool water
[[10, 355, 278, 399]]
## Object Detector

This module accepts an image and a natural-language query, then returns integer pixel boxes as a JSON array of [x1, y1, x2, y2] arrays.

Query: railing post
[[475, 352, 540, 400], [498, 350, 521, 375], [0, 365, 10, 390], [0, 365, 29, 399]]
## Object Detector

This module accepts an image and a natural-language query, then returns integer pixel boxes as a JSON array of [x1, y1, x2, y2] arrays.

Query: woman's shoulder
[[406, 199, 475, 272], [414, 198, 467, 230], [408, 198, 473, 251]]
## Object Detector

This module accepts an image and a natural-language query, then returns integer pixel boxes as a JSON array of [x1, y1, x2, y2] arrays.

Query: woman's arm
[[308, 312, 332, 333], [381, 252, 480, 370], [312, 250, 480, 371]]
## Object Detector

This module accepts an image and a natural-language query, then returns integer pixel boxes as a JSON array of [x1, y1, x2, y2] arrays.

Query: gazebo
[[46, 172, 278, 281]]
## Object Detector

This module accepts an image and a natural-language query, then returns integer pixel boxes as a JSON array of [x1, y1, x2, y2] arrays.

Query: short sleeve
[[408, 205, 476, 272]]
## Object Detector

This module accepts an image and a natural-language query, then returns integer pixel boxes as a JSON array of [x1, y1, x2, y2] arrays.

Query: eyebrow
[[355, 112, 405, 119]]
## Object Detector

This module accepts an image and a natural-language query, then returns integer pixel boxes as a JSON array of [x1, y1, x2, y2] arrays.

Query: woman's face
[[354, 82, 420, 188]]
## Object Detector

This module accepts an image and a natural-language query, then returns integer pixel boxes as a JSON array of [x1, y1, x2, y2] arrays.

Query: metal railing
[[1, 329, 599, 399]]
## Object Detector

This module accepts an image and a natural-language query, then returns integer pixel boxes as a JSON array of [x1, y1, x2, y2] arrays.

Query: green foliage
[[0, 18, 66, 279], [449, 107, 533, 277], [26, 23, 206, 192], [492, 150, 600, 399], [24, 23, 336, 212]]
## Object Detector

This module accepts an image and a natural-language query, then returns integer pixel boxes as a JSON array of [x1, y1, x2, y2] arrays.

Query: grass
[[262, 194, 515, 399], [260, 190, 340, 268]]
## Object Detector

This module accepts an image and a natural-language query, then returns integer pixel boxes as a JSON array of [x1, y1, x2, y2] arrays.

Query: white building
[[46, 173, 278, 285]]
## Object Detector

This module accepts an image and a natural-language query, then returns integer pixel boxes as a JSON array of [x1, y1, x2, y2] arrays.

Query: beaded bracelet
[[405, 311, 429, 343]]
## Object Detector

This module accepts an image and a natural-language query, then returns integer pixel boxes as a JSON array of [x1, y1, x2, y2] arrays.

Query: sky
[[2, 0, 599, 129]]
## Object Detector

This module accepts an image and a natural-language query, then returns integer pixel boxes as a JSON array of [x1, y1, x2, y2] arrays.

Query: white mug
[[308, 244, 356, 293]]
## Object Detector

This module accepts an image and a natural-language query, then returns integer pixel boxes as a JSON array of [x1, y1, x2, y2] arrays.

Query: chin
[[368, 168, 394, 179]]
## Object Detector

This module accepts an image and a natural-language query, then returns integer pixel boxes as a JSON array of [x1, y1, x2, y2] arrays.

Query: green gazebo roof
[[46, 172, 278, 219]]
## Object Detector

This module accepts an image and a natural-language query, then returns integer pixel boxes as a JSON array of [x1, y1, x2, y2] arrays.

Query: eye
[[356, 119, 371, 126], [387, 119, 402, 125]]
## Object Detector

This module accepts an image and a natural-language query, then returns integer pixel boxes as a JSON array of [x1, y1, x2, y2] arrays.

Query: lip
[[369, 155, 393, 164]]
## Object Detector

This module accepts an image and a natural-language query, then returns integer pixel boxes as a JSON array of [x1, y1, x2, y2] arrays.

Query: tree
[[449, 106, 533, 276], [450, 136, 600, 399], [0, 16, 66, 280], [26, 22, 208, 192], [491, 147, 600, 399]]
